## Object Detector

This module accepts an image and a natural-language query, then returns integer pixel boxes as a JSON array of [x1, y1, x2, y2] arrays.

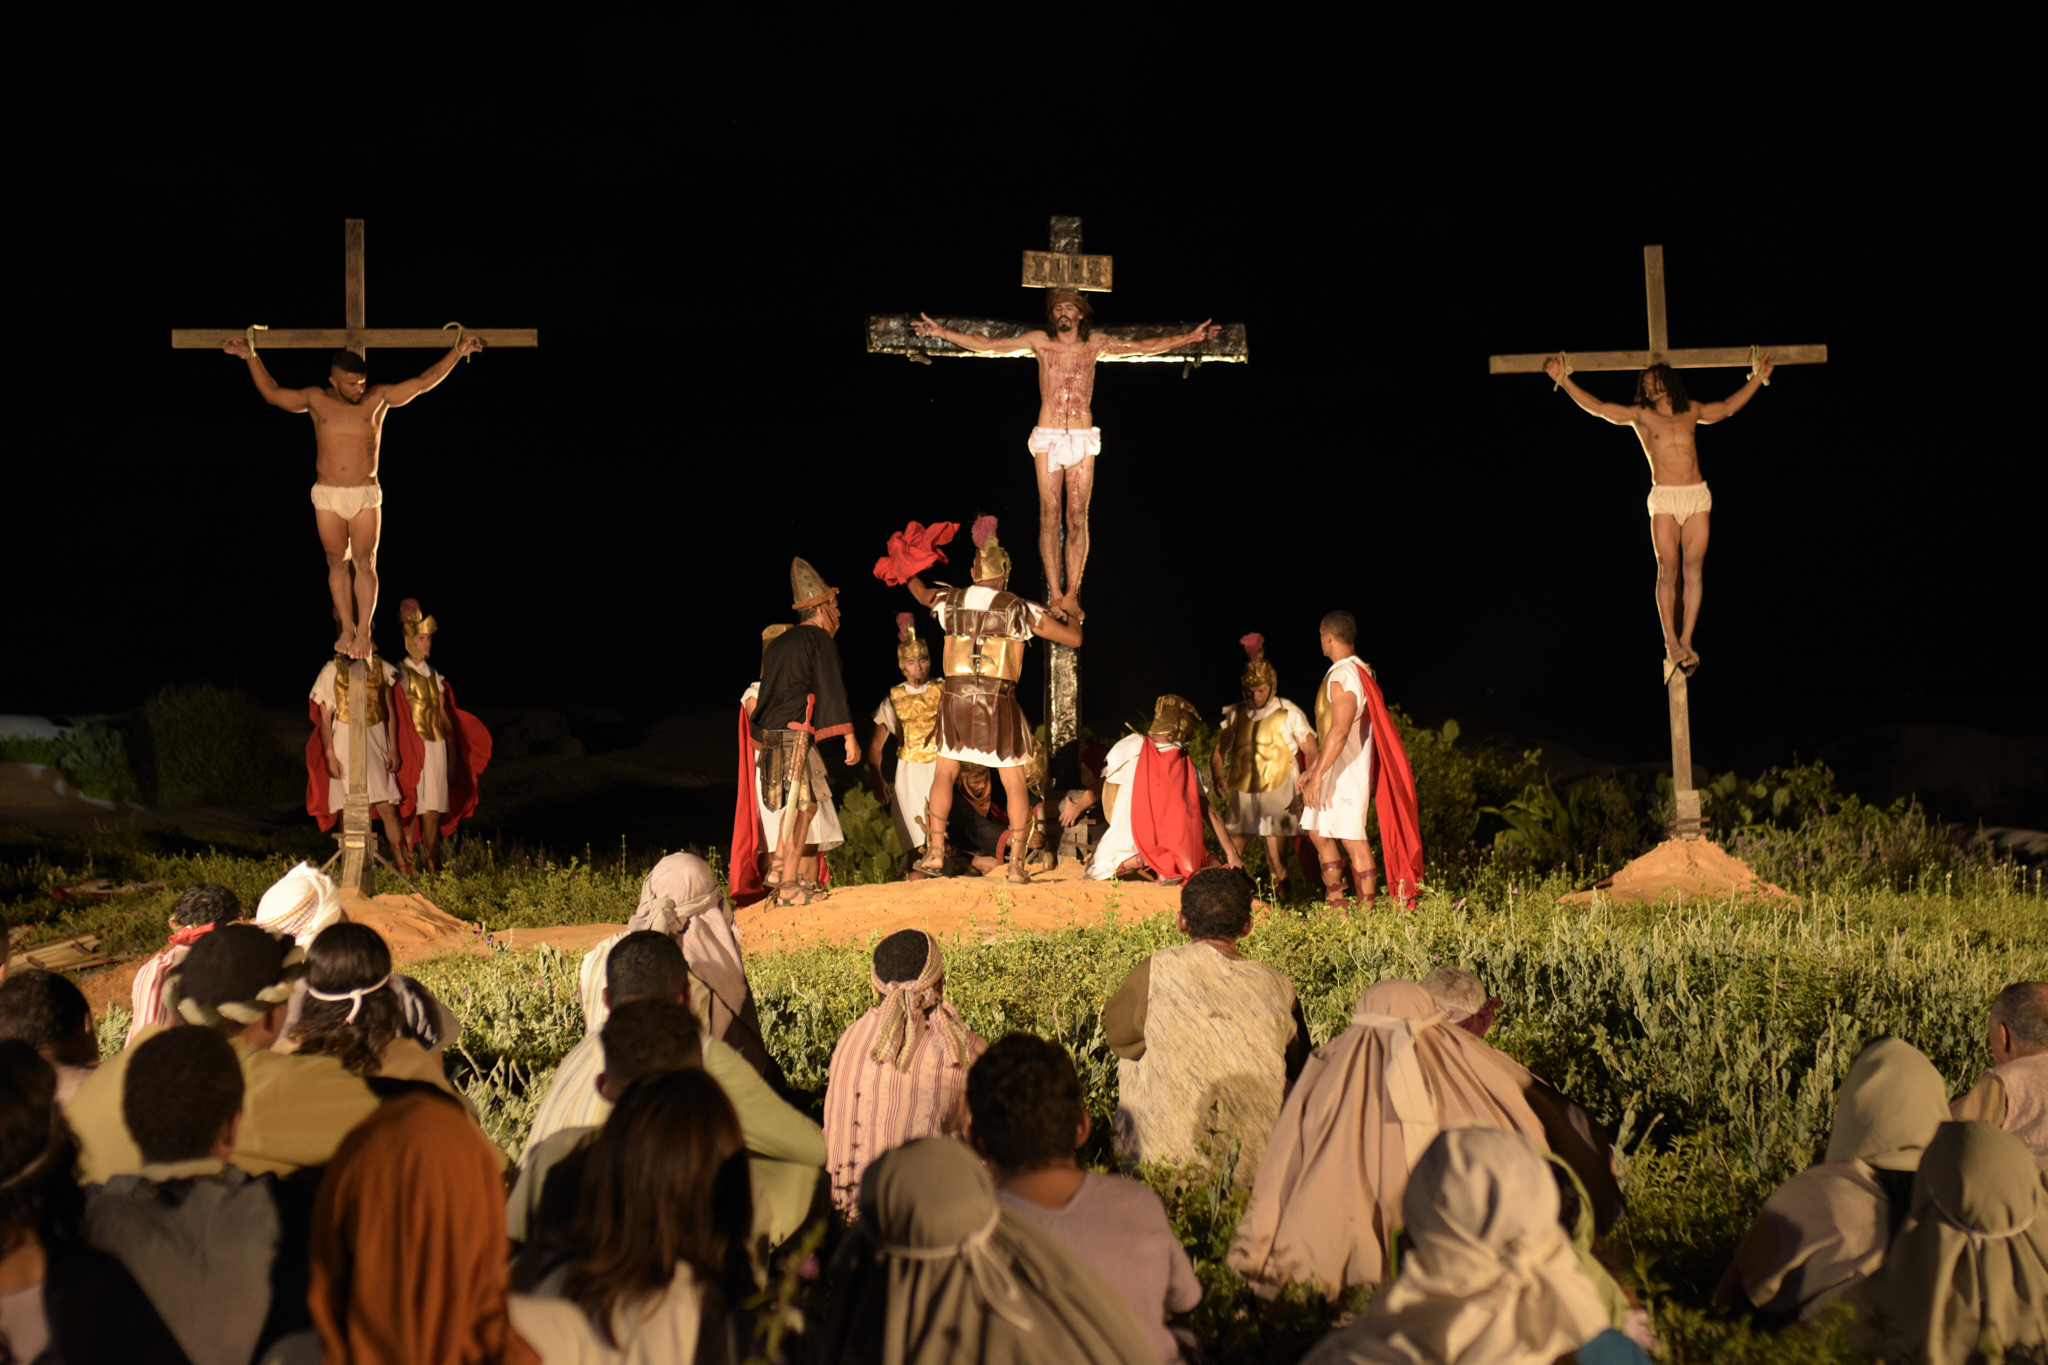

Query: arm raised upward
[[1099, 319, 1222, 357], [911, 313, 1040, 355], [1545, 355, 1638, 424], [1696, 352, 1774, 424], [378, 335, 484, 408], [224, 337, 313, 413]]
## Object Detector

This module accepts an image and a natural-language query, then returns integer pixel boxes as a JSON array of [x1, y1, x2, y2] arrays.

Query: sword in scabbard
[[777, 693, 817, 852]]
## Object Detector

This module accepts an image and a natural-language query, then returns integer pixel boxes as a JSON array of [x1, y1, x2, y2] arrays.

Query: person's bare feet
[[1062, 593, 1086, 622]]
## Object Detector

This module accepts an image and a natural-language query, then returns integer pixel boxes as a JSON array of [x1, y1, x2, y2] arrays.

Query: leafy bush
[[0, 721, 141, 801], [142, 685, 301, 806], [825, 787, 902, 887]]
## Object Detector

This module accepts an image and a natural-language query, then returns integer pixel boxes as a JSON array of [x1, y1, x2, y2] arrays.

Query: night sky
[[12, 137, 2031, 785]]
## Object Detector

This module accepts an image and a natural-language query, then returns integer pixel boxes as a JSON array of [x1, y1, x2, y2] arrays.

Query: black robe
[[752, 624, 853, 743]]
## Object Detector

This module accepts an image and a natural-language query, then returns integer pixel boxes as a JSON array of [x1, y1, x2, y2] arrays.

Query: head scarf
[[1853, 1120, 2048, 1363], [172, 924, 307, 1028], [1229, 980, 1549, 1298], [1827, 1034, 1952, 1170], [1303, 1128, 1610, 1365], [254, 862, 343, 948], [633, 851, 752, 1024], [820, 1137, 1153, 1365], [869, 932, 972, 1073], [310, 1091, 540, 1365]]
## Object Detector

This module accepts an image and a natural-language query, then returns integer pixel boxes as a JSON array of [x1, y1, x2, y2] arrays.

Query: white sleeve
[[310, 661, 337, 708], [872, 697, 899, 735], [1330, 664, 1366, 706], [1283, 700, 1315, 745], [741, 683, 761, 706]]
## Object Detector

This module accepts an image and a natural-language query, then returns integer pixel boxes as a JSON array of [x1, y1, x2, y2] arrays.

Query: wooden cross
[[1489, 246, 1829, 841], [170, 218, 539, 358]]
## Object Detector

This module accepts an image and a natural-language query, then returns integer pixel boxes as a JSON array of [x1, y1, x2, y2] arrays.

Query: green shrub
[[0, 721, 141, 801], [826, 787, 902, 887], [142, 685, 301, 806]]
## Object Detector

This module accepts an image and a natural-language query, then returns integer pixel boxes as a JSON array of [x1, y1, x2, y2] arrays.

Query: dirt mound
[[1562, 839, 1790, 906]]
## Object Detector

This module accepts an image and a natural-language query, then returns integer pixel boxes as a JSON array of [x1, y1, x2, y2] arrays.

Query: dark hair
[[290, 922, 403, 1077], [124, 1026, 245, 1165], [1045, 292, 1094, 342], [330, 350, 368, 376], [0, 1040, 83, 1255], [606, 930, 689, 1006], [565, 1069, 753, 1349], [599, 999, 703, 1093], [966, 1033, 1083, 1171], [0, 969, 92, 1057], [171, 883, 242, 928], [797, 604, 827, 625], [1181, 866, 1255, 940], [1634, 363, 1691, 413], [178, 923, 294, 1033], [873, 929, 931, 984], [1319, 611, 1357, 646]]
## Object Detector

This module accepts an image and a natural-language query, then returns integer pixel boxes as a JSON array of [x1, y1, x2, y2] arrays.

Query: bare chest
[[1633, 409, 1697, 447], [309, 394, 387, 443], [1037, 342, 1099, 387]]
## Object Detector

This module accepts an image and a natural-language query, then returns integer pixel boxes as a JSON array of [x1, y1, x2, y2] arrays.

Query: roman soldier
[[1089, 695, 1241, 882], [1211, 633, 1317, 899], [305, 642, 409, 874], [391, 600, 492, 874], [865, 613, 943, 878]]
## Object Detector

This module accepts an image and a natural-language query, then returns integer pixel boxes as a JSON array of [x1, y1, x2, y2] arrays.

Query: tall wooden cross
[[868, 217, 1247, 763], [172, 220, 537, 891], [1489, 246, 1828, 840]]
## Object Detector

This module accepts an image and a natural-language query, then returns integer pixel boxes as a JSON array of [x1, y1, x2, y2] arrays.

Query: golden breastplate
[[942, 635, 1024, 683], [401, 665, 447, 742], [1228, 707, 1298, 793], [890, 684, 941, 763], [332, 658, 389, 726]]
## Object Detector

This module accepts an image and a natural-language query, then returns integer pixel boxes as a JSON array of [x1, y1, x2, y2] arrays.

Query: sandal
[[772, 885, 827, 908], [1005, 826, 1033, 884], [917, 829, 948, 875], [797, 874, 831, 902], [1320, 859, 1358, 908]]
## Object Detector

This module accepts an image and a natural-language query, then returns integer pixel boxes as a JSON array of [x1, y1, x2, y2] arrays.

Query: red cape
[[730, 705, 829, 908], [1130, 739, 1212, 882], [396, 676, 493, 837], [872, 520, 958, 586], [1342, 658, 1426, 906], [305, 698, 340, 833]]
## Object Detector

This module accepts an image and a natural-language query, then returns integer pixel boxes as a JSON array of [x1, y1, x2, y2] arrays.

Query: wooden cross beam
[[867, 216, 1249, 367], [170, 219, 539, 358], [1487, 245, 1826, 374]]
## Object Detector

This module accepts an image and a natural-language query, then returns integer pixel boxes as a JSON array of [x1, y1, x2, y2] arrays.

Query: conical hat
[[791, 557, 839, 610]]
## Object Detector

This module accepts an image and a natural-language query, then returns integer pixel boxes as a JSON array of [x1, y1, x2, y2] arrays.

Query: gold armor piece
[[943, 635, 1024, 683], [890, 684, 942, 764], [400, 665, 447, 743], [1228, 707, 1299, 794], [331, 658, 388, 727]]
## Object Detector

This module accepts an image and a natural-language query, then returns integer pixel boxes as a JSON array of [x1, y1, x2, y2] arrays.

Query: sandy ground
[[1562, 838, 1790, 905]]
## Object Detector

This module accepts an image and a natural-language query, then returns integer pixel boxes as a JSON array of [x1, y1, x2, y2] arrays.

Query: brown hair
[[290, 922, 403, 1077], [564, 1068, 754, 1347], [1045, 290, 1093, 341]]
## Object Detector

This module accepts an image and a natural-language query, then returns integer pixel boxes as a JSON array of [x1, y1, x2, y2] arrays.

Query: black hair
[[177, 923, 294, 1030], [966, 1033, 1083, 1171], [1634, 363, 1691, 413], [330, 350, 368, 376], [873, 929, 931, 984], [1319, 611, 1357, 646], [0, 969, 92, 1056], [600, 998, 703, 1092], [1180, 866, 1255, 940], [0, 1041, 83, 1253], [124, 1026, 245, 1164], [291, 922, 404, 1078], [171, 882, 242, 928], [606, 930, 689, 1006]]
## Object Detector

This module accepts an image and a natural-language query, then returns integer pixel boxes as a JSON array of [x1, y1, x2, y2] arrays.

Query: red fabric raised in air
[[1344, 659, 1426, 907], [1130, 740, 1211, 882], [872, 520, 959, 586]]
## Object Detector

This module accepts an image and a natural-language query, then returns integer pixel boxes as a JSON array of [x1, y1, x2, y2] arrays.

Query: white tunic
[[1300, 658, 1375, 842], [872, 685, 939, 851], [400, 657, 450, 812], [310, 658, 401, 809], [742, 683, 844, 852], [1087, 733, 1182, 879]]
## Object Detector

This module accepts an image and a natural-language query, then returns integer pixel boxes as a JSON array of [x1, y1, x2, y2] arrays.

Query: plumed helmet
[[1239, 632, 1278, 699], [791, 557, 839, 611], [399, 598, 438, 641], [894, 612, 929, 665], [970, 515, 1010, 582], [1146, 694, 1203, 746]]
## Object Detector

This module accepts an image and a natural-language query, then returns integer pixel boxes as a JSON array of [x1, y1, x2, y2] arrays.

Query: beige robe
[[1951, 1051, 2048, 1170]]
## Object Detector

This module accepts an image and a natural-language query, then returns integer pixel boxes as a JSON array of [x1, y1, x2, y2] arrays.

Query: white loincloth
[[1301, 661, 1375, 842], [309, 483, 384, 520], [1646, 481, 1712, 525], [890, 758, 938, 852], [323, 719, 401, 809], [413, 738, 448, 813], [1026, 425, 1103, 473]]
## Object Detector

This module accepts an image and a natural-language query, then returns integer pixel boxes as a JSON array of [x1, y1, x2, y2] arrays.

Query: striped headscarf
[[869, 932, 973, 1073]]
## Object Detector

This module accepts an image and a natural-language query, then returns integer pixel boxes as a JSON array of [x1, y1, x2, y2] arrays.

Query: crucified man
[[1546, 353, 1774, 674], [913, 291, 1219, 621], [224, 336, 483, 658]]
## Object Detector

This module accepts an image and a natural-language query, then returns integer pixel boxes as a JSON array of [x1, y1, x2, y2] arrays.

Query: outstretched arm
[[380, 336, 485, 408], [905, 575, 938, 609], [224, 338, 311, 413], [1697, 352, 1774, 424], [1545, 356, 1637, 424], [1032, 611, 1083, 648], [1099, 319, 1223, 357], [911, 314, 1039, 355]]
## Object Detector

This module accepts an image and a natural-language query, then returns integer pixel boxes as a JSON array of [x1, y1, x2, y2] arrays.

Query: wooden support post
[[336, 660, 376, 894], [344, 219, 366, 358], [1644, 244, 1668, 360], [1667, 667, 1702, 840]]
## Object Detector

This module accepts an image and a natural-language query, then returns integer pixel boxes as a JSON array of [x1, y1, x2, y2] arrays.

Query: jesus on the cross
[[224, 335, 482, 658], [1546, 352, 1774, 674], [913, 292, 1219, 620]]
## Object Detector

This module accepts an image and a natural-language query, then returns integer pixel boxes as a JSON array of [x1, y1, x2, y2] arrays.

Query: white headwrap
[[254, 862, 344, 948], [578, 851, 753, 1037]]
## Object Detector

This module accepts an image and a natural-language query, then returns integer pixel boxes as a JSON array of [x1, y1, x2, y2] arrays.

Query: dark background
[[9, 134, 2038, 823]]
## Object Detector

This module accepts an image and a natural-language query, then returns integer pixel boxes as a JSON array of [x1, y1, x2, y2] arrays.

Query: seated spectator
[[284, 921, 460, 1097], [1950, 980, 2048, 1168], [1422, 965, 1624, 1230], [523, 929, 825, 1249], [508, 998, 703, 1249], [1088, 696, 1240, 883], [1715, 1035, 1948, 1323], [252, 861, 345, 947], [85, 1026, 279, 1365], [1300, 1127, 1648, 1365], [511, 1069, 756, 1361], [128, 881, 242, 1043], [819, 1136, 1154, 1365], [310, 1089, 539, 1364], [823, 929, 988, 1217], [0, 1041, 186, 1365], [0, 969, 98, 1104], [968, 1033, 1200, 1365], [1105, 868, 1307, 1184], [1229, 979, 1548, 1297], [1851, 1120, 2048, 1362], [576, 849, 777, 1080], [67, 923, 378, 1181]]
